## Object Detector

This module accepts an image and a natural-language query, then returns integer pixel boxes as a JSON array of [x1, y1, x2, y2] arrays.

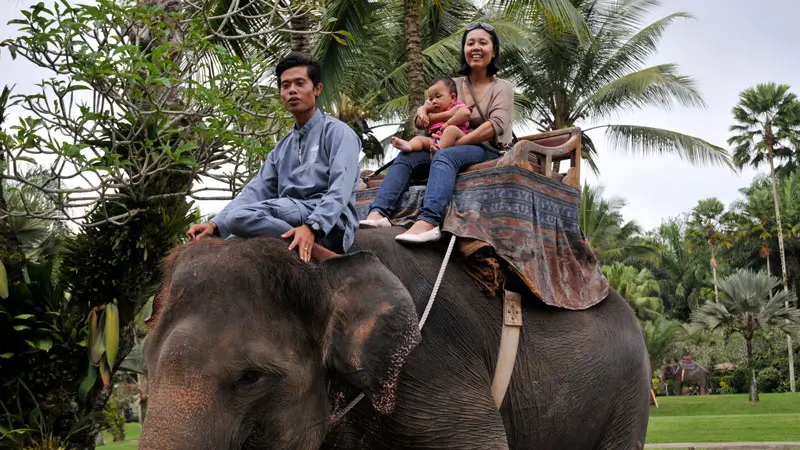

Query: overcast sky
[[571, 0, 800, 230], [1, 0, 798, 230]]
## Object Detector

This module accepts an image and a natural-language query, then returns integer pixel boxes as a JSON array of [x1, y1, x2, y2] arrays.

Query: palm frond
[[488, 0, 591, 40], [601, 124, 733, 169], [587, 12, 693, 92], [312, 0, 387, 109], [578, 64, 705, 120], [375, 18, 532, 118], [693, 268, 800, 338], [728, 82, 800, 172], [580, 131, 600, 175]]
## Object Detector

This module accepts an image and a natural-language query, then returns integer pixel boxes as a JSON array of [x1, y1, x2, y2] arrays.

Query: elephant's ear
[[321, 251, 422, 415]]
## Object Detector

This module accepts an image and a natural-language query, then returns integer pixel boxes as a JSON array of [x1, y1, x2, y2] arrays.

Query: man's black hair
[[429, 77, 457, 95], [458, 23, 502, 77], [276, 52, 323, 86]]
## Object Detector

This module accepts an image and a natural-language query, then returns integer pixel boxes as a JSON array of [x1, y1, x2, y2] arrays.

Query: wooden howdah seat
[[359, 127, 582, 191], [353, 124, 606, 311]]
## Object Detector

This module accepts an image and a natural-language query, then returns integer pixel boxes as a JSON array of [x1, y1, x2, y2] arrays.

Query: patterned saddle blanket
[[355, 165, 608, 310]]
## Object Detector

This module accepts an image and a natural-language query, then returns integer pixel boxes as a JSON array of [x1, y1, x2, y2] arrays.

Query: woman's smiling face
[[463, 29, 495, 72]]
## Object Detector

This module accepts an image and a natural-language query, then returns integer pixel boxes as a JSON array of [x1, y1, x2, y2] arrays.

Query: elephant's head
[[659, 364, 676, 388], [138, 237, 422, 450]]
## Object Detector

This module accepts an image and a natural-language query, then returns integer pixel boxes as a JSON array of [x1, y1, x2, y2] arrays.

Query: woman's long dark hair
[[458, 23, 502, 76]]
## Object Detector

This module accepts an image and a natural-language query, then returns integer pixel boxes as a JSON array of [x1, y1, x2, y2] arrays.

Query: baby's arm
[[426, 106, 462, 124], [415, 102, 435, 129], [445, 105, 471, 127]]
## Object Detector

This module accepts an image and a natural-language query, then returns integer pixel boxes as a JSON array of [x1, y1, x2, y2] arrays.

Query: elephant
[[138, 228, 651, 450], [660, 361, 710, 396]]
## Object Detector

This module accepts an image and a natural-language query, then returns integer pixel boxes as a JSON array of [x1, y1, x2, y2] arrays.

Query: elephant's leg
[[327, 393, 510, 449], [591, 395, 649, 450], [387, 381, 510, 450], [325, 367, 509, 449]]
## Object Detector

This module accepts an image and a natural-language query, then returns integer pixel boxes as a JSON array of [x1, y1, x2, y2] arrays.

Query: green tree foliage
[[642, 317, 682, 372], [503, 0, 731, 173], [691, 269, 800, 402], [0, 0, 295, 446], [602, 262, 663, 322], [579, 184, 656, 264], [686, 198, 735, 303], [645, 218, 709, 321]]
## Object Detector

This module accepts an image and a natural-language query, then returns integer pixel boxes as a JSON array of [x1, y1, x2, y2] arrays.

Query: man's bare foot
[[403, 220, 436, 235], [366, 211, 385, 221], [391, 136, 414, 152]]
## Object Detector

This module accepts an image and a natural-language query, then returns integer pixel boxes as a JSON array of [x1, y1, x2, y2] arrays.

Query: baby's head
[[426, 77, 458, 112]]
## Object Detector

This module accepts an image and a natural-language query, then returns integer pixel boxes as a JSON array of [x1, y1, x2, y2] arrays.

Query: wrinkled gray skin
[[660, 363, 710, 396], [139, 228, 650, 450]]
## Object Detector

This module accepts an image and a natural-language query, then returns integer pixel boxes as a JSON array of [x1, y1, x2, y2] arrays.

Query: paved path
[[646, 443, 800, 449]]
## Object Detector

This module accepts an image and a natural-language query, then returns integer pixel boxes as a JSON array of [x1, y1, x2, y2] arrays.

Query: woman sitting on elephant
[[359, 22, 515, 243]]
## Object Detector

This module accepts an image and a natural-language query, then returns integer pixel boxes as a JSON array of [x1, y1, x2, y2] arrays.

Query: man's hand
[[282, 225, 316, 262], [187, 222, 216, 241]]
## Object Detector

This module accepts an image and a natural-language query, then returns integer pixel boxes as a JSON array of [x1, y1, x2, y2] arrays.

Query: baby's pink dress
[[429, 101, 471, 135]]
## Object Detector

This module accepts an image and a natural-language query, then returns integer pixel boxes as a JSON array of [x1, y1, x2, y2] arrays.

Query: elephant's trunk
[[138, 369, 226, 450]]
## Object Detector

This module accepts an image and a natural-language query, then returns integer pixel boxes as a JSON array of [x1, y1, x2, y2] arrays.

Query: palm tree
[[691, 269, 800, 402], [729, 175, 800, 295], [397, 0, 588, 133], [504, 0, 731, 173], [728, 82, 800, 392], [686, 198, 734, 304], [3, 167, 69, 263], [579, 184, 657, 264], [602, 262, 663, 322], [646, 219, 708, 322], [642, 318, 681, 375], [314, 0, 590, 154]]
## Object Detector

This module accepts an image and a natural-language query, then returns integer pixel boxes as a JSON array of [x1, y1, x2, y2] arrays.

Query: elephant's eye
[[236, 370, 263, 387]]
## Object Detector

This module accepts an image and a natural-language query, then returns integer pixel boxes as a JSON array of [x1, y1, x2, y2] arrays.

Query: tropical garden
[[0, 0, 799, 447]]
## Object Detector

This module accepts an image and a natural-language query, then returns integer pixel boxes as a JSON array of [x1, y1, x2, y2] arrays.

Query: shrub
[[757, 366, 784, 393], [731, 369, 748, 393], [718, 375, 737, 394], [101, 393, 126, 442]]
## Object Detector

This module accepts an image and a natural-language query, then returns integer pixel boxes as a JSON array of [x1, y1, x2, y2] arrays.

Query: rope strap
[[329, 234, 457, 424]]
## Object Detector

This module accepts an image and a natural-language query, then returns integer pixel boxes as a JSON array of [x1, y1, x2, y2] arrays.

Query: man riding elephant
[[186, 52, 362, 261], [660, 359, 711, 396], [145, 26, 651, 450]]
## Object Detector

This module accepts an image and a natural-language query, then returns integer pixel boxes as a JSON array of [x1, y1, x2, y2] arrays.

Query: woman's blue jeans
[[369, 144, 492, 227]]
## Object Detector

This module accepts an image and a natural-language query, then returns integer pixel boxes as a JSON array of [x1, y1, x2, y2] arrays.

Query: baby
[[392, 77, 471, 153]]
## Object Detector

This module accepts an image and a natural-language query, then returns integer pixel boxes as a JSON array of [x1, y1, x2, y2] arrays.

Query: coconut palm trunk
[[291, 14, 311, 55], [765, 122, 796, 392], [403, 0, 424, 138]]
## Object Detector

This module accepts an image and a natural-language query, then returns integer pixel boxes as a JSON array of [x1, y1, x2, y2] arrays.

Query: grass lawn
[[98, 423, 140, 449], [647, 393, 800, 443], [96, 394, 800, 448]]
